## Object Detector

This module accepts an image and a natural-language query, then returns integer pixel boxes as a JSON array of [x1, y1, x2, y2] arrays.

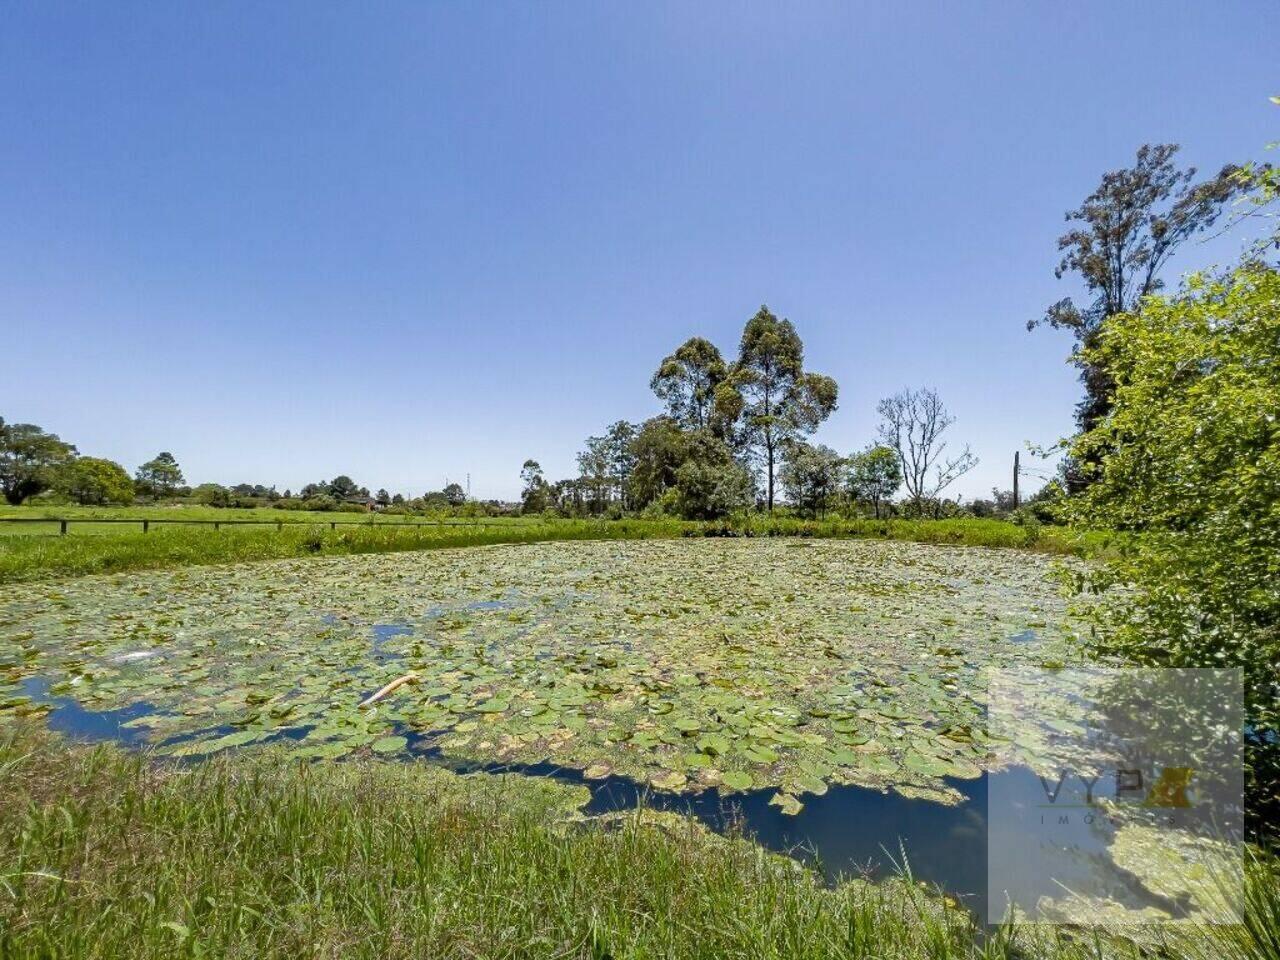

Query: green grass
[[2, 725, 1274, 960], [0, 503, 543, 536], [0, 509, 1112, 584]]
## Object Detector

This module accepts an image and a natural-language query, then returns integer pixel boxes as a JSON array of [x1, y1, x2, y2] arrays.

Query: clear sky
[[2, 3, 1275, 500]]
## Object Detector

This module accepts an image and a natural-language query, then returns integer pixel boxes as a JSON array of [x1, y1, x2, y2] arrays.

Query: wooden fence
[[0, 517, 520, 536]]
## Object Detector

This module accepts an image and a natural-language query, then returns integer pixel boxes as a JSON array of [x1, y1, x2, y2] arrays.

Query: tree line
[[0, 423, 490, 515], [518, 306, 990, 521]]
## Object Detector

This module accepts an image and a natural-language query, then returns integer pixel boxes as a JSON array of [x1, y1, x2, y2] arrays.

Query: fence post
[[143, 520, 149, 534], [214, 521, 220, 530], [60, 519, 67, 536], [277, 520, 283, 532], [330, 521, 336, 530]]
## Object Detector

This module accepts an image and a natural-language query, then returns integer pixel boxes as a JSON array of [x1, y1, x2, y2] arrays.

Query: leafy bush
[[54, 457, 134, 505], [1070, 265, 1280, 821]]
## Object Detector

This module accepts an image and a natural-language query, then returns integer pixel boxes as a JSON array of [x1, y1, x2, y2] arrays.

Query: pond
[[1, 539, 1106, 904]]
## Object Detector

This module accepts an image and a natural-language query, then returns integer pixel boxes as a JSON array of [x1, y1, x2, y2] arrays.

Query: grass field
[[0, 504, 1110, 583]]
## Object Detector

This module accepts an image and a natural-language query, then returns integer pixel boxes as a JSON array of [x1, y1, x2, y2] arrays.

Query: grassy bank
[[0, 513, 1109, 584], [1, 726, 1274, 960]]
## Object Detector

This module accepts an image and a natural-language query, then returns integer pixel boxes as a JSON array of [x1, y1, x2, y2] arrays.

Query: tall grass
[[1, 726, 1272, 960]]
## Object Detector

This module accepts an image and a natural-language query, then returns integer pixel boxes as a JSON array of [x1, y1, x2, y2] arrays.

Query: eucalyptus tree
[[1030, 143, 1245, 433], [519, 459, 549, 513], [729, 306, 838, 511], [876, 388, 976, 518], [650, 338, 728, 429]]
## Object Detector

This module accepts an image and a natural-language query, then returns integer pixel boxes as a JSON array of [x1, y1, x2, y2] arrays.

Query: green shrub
[[1070, 265, 1280, 823]]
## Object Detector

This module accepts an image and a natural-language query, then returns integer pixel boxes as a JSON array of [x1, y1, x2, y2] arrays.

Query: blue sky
[[2, 3, 1275, 500]]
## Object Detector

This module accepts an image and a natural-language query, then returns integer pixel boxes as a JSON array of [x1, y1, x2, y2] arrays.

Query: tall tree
[[650, 338, 729, 431], [846, 444, 902, 519], [576, 435, 612, 514], [442, 482, 466, 506], [1029, 144, 1245, 434], [519, 459, 549, 513], [135, 451, 184, 497], [0, 418, 78, 504], [602, 421, 638, 509], [729, 306, 838, 511], [876, 388, 977, 517]]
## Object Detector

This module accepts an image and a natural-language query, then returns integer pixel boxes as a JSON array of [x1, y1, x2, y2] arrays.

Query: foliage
[[672, 431, 754, 520], [519, 459, 549, 513], [876, 388, 977, 517], [191, 482, 232, 507], [650, 336, 732, 432], [626, 416, 689, 510], [1030, 143, 1246, 434], [0, 418, 77, 505], [779, 442, 845, 518], [1069, 265, 1280, 815], [729, 306, 838, 511], [53, 457, 134, 506], [134, 451, 184, 498], [846, 445, 902, 519]]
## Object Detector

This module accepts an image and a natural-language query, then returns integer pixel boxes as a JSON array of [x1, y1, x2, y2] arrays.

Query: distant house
[[342, 494, 379, 512]]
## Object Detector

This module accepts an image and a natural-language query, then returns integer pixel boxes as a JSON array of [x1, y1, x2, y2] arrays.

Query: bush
[[54, 457, 134, 505], [1070, 265, 1280, 825]]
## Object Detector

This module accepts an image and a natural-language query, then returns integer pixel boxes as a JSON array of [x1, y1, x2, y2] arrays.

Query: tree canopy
[[1030, 143, 1246, 434], [0, 419, 77, 504], [730, 306, 838, 511]]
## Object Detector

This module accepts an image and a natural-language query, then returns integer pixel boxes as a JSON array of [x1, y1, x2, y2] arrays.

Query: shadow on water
[[20, 673, 1185, 921]]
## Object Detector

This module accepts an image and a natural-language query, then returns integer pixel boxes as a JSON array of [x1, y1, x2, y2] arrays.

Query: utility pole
[[1012, 451, 1020, 510]]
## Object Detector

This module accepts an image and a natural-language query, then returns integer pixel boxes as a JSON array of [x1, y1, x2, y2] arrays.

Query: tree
[[56, 457, 134, 505], [650, 337, 729, 431], [519, 459, 549, 513], [729, 306, 838, 510], [328, 475, 361, 500], [192, 482, 232, 507], [627, 417, 689, 510], [391, 493, 405, 505], [1030, 144, 1245, 434], [0, 419, 77, 504], [442, 482, 466, 507], [672, 432, 753, 520], [1068, 264, 1280, 815], [375, 488, 391, 507], [602, 421, 638, 509], [135, 452, 184, 498], [846, 444, 902, 518], [779, 442, 844, 518], [576, 437, 611, 514], [876, 388, 977, 517]]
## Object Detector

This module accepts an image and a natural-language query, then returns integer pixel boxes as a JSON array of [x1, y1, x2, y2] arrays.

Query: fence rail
[[0, 517, 523, 536]]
